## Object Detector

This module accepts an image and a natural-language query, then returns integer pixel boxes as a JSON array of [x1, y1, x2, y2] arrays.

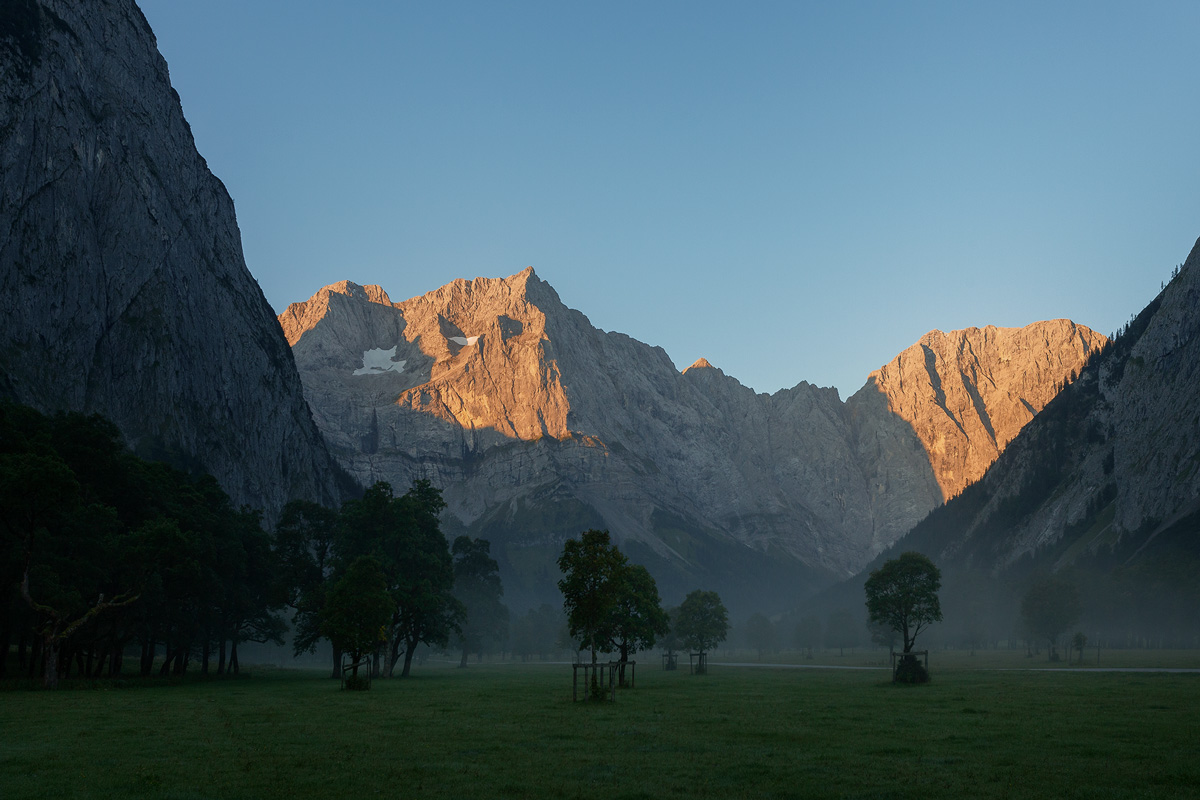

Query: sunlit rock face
[[863, 321, 1108, 500], [283, 268, 1103, 606], [0, 0, 341, 517]]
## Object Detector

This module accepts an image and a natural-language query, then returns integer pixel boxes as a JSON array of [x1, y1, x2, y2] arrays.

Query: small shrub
[[344, 674, 370, 691], [894, 655, 930, 684]]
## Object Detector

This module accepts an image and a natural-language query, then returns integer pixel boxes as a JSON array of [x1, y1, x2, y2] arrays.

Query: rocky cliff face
[[864, 321, 1107, 500], [0, 0, 341, 516], [283, 268, 1103, 608], [895, 238, 1200, 573]]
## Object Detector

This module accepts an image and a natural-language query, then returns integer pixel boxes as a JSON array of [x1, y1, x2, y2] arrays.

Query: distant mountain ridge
[[282, 268, 1103, 610], [0, 0, 343, 516]]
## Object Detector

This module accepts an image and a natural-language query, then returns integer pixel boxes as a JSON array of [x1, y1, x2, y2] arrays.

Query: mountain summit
[[283, 269, 1103, 609]]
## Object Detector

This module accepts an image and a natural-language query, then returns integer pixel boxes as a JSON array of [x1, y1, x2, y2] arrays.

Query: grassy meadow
[[2, 652, 1198, 799]]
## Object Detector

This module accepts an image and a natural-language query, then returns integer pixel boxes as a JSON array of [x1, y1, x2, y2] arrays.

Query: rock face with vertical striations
[[863, 321, 1108, 500], [283, 268, 1104, 610], [0, 0, 342, 516]]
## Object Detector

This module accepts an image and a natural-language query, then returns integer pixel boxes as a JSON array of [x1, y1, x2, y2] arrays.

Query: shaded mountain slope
[[0, 0, 343, 515], [893, 237, 1200, 574]]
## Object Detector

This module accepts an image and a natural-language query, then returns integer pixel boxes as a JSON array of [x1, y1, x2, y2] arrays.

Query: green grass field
[[3, 653, 1198, 799]]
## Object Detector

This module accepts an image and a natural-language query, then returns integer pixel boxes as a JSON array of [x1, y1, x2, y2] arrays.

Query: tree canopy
[[0, 403, 288, 686], [1020, 574, 1082, 659], [675, 590, 729, 653], [451, 536, 509, 667], [864, 551, 943, 654], [0, 402, 478, 688], [321, 556, 391, 682], [557, 529, 668, 682], [557, 529, 629, 664]]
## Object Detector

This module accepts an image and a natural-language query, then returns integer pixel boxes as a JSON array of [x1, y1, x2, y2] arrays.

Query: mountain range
[[280, 271, 1103, 610], [6, 0, 1193, 624]]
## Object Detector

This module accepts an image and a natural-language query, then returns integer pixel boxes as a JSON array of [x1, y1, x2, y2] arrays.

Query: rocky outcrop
[[0, 0, 342, 516], [283, 268, 1103, 607], [863, 321, 1107, 500]]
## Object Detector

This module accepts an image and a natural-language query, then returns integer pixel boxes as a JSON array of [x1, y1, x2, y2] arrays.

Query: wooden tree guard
[[689, 651, 708, 675], [572, 661, 616, 702], [614, 659, 636, 688], [662, 652, 678, 671], [340, 655, 372, 690], [890, 649, 929, 682]]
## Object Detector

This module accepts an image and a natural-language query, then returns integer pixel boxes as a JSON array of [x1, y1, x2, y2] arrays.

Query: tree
[[1020, 575, 1082, 661], [387, 482, 463, 677], [2, 451, 137, 688], [608, 564, 668, 685], [274, 500, 340, 676], [675, 590, 728, 654], [557, 529, 628, 668], [1071, 631, 1088, 665], [320, 557, 391, 687], [744, 612, 775, 660], [793, 615, 821, 659], [338, 480, 463, 678], [864, 551, 943, 654], [451, 536, 508, 667], [659, 606, 684, 668], [825, 608, 861, 656]]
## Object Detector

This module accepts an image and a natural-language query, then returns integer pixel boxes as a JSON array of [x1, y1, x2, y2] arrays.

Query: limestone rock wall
[[0, 0, 341, 516], [284, 267, 1104, 580]]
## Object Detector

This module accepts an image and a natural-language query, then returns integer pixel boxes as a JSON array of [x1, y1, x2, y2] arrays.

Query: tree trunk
[[201, 640, 211, 675], [140, 639, 154, 676], [217, 639, 227, 675], [43, 635, 60, 690], [230, 640, 239, 675], [28, 635, 41, 679], [17, 629, 28, 671], [459, 646, 468, 668], [330, 646, 342, 680], [401, 637, 418, 677], [159, 647, 173, 676], [385, 639, 402, 677], [92, 647, 107, 678]]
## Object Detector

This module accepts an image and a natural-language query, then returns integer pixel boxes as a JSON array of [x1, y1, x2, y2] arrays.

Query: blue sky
[[139, 1, 1200, 397]]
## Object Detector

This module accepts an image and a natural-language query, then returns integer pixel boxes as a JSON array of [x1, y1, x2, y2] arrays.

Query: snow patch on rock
[[353, 346, 407, 375], [449, 336, 480, 346]]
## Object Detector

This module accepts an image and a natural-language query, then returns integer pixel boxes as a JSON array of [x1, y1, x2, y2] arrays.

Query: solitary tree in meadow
[[675, 590, 729, 672], [558, 529, 627, 671], [864, 552, 942, 654], [864, 551, 942, 682], [608, 563, 669, 685]]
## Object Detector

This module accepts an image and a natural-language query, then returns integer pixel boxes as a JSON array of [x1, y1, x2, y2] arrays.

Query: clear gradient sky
[[138, 1, 1200, 398]]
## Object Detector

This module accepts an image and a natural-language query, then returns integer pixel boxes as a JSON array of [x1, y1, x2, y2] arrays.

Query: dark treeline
[[0, 403, 509, 688], [0, 403, 282, 688]]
